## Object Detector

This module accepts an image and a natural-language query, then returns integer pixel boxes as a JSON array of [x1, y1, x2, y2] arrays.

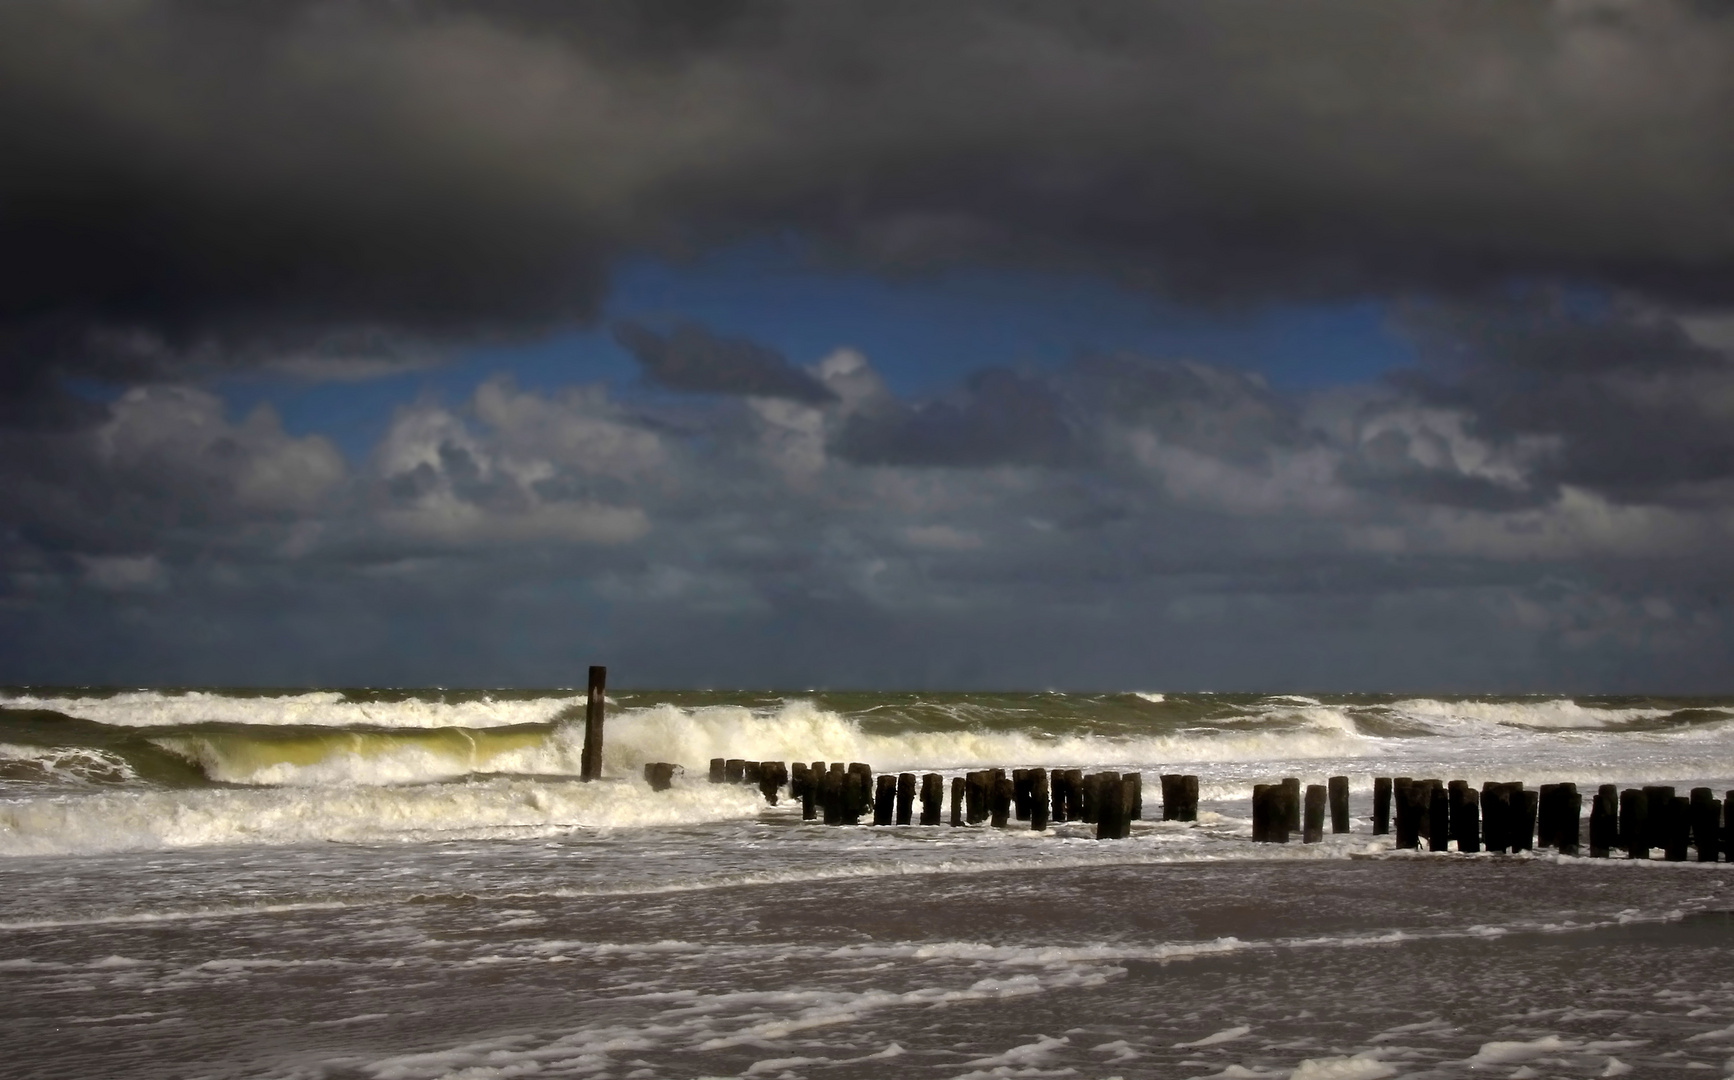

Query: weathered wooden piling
[[1642, 786, 1675, 851], [1030, 768, 1050, 831], [1589, 785, 1617, 857], [1664, 795, 1692, 861], [842, 767, 868, 825], [643, 762, 676, 791], [1063, 769, 1085, 822], [1252, 783, 1272, 842], [1050, 771, 1070, 823], [1013, 769, 1032, 820], [1418, 780, 1444, 845], [896, 772, 916, 826], [709, 758, 726, 783], [821, 765, 843, 825], [1556, 783, 1581, 855], [1537, 784, 1559, 848], [1328, 775, 1350, 834], [965, 771, 988, 824], [1620, 788, 1649, 858], [1281, 777, 1302, 833], [991, 774, 1015, 828], [1428, 784, 1450, 852], [743, 761, 763, 788], [1373, 777, 1392, 835], [950, 776, 965, 826], [1394, 781, 1424, 850], [802, 765, 819, 820], [1161, 774, 1182, 820], [1270, 784, 1294, 843], [1446, 781, 1475, 853], [1724, 791, 1734, 862], [1514, 787, 1537, 852], [1080, 773, 1101, 824], [920, 773, 943, 826], [725, 758, 746, 784], [790, 761, 810, 802], [760, 762, 787, 804], [1691, 788, 1719, 863], [873, 774, 896, 825], [848, 763, 873, 818], [1095, 772, 1126, 840], [580, 665, 607, 781], [1128, 772, 1143, 820], [1304, 784, 1327, 844], [1480, 782, 1507, 852]]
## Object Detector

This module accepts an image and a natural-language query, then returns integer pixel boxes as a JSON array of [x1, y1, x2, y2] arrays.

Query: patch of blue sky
[[211, 241, 1417, 460]]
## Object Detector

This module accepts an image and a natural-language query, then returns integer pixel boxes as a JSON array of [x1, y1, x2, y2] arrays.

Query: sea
[[3, 688, 1734, 1079]]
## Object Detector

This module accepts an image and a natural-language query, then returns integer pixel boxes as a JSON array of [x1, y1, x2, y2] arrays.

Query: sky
[[3, 1, 1733, 692]]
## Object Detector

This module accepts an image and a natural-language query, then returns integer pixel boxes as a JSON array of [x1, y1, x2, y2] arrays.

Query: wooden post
[[1664, 795, 1692, 861], [725, 758, 746, 784], [873, 775, 896, 825], [1080, 773, 1101, 824], [580, 665, 607, 781], [1589, 785, 1617, 857], [789, 761, 810, 802], [1691, 787, 1720, 863], [965, 771, 988, 824], [1393, 778, 1413, 842], [1127, 772, 1144, 820], [1281, 777, 1301, 834], [1328, 775, 1350, 834], [1064, 769, 1085, 822], [1479, 782, 1505, 852], [1418, 780, 1443, 846], [848, 763, 873, 819], [1050, 771, 1070, 823], [709, 758, 726, 783], [1270, 784, 1294, 843], [1642, 786, 1675, 851], [1373, 777, 1392, 835], [1252, 783, 1271, 842], [822, 765, 843, 825], [1095, 772, 1124, 840], [1303, 784, 1326, 844], [1724, 791, 1734, 863], [1537, 784, 1559, 848], [841, 767, 867, 825], [1180, 775, 1199, 821], [1428, 784, 1450, 852], [1161, 774, 1181, 820], [920, 773, 943, 825], [991, 774, 1014, 828], [950, 776, 965, 826], [1620, 788, 1649, 859], [1394, 781, 1422, 850], [643, 762, 675, 791], [1013, 769, 1032, 821], [1449, 781, 1480, 853], [743, 761, 763, 788], [1030, 768, 1050, 831], [1556, 783, 1580, 855], [896, 772, 916, 826], [1514, 786, 1537, 852]]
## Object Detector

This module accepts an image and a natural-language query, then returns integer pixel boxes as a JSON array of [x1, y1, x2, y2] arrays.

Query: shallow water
[[3, 688, 1733, 1077]]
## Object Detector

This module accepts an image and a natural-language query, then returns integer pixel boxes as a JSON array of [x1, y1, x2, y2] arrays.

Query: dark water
[[2, 687, 1733, 1076]]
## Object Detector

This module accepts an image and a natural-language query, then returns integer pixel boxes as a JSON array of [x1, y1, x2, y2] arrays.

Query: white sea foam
[[0, 743, 138, 784], [0, 776, 761, 856], [1389, 697, 1686, 730], [0, 689, 583, 729]]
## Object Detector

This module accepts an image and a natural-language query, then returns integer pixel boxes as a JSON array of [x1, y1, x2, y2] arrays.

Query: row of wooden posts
[[638, 758, 1201, 840], [641, 758, 1734, 859], [1364, 777, 1732, 861]]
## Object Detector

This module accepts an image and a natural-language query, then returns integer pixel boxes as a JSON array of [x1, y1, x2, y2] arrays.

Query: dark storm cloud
[[1380, 297, 1734, 503], [612, 321, 835, 402], [832, 368, 1079, 468], [6, 0, 1734, 415]]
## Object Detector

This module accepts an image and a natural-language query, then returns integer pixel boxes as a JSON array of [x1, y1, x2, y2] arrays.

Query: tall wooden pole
[[581, 665, 606, 781]]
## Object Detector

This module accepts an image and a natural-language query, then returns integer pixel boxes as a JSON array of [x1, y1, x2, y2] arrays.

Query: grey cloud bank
[[1, 1, 1732, 689]]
